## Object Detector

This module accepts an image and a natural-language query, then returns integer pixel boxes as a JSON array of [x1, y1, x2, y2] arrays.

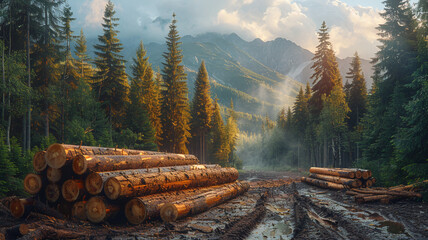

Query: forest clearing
[[0, 170, 427, 239]]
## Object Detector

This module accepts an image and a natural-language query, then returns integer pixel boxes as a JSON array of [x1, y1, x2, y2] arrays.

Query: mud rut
[[0, 171, 427, 239]]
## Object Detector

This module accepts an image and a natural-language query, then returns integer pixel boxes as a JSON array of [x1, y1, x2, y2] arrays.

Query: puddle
[[261, 221, 292, 238], [376, 221, 405, 234]]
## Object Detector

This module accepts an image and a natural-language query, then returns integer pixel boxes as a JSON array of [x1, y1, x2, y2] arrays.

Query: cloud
[[69, 0, 384, 59], [82, 0, 108, 28]]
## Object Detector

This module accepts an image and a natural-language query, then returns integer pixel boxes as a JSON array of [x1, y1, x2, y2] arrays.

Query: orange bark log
[[104, 167, 239, 200], [309, 173, 360, 188], [24, 173, 43, 195], [160, 181, 249, 222], [72, 154, 199, 175], [301, 176, 347, 190], [61, 179, 85, 202], [71, 201, 87, 220], [85, 196, 121, 223], [85, 164, 219, 195], [9, 198, 34, 218], [45, 183, 60, 203], [45, 143, 163, 169], [125, 182, 240, 224], [32, 151, 47, 172], [309, 167, 356, 179], [351, 188, 422, 198]]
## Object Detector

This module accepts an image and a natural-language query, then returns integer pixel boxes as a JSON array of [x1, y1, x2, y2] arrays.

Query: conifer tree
[[277, 107, 287, 129], [126, 41, 157, 150], [208, 100, 229, 166], [190, 61, 212, 162], [131, 41, 162, 147], [74, 30, 93, 82], [92, 0, 129, 129], [346, 52, 367, 129], [160, 13, 190, 153], [309, 21, 342, 116], [292, 86, 309, 165], [225, 100, 239, 166]]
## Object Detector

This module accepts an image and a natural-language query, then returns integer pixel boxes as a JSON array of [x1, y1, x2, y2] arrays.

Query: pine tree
[[208, 100, 229, 166], [131, 41, 162, 147], [74, 29, 93, 82], [160, 13, 190, 154], [190, 61, 212, 162], [92, 0, 129, 129], [346, 52, 367, 129], [309, 21, 342, 116], [126, 41, 157, 151], [277, 107, 287, 129], [292, 86, 310, 166], [225, 100, 239, 166]]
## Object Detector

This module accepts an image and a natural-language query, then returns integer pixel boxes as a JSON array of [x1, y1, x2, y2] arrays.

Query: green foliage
[[346, 52, 367, 129], [208, 101, 229, 166], [92, 0, 129, 129], [309, 21, 342, 115], [0, 130, 19, 197], [160, 14, 191, 154]]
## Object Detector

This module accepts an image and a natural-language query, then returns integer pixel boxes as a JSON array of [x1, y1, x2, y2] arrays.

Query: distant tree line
[[239, 0, 427, 186], [0, 0, 239, 197]]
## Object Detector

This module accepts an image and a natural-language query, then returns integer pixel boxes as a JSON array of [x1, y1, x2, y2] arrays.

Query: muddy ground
[[1, 171, 427, 239]]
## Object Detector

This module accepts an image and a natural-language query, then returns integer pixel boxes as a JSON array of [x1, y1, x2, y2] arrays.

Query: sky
[[68, 0, 420, 59]]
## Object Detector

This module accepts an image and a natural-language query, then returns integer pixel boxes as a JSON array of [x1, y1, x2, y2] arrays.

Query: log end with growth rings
[[86, 197, 106, 223], [85, 172, 103, 195], [125, 198, 147, 225], [46, 143, 67, 169], [32, 151, 47, 172], [45, 183, 60, 203], [104, 178, 121, 200], [72, 201, 87, 220], [160, 203, 179, 223], [72, 155, 88, 175], [9, 198, 26, 218], [46, 167, 62, 183], [62, 180, 81, 202], [24, 173, 42, 195]]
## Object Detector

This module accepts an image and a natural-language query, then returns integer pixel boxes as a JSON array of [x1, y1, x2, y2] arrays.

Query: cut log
[[61, 179, 85, 202], [125, 182, 239, 224], [72, 154, 199, 175], [45, 183, 60, 203], [389, 180, 428, 191], [71, 201, 87, 220], [351, 188, 422, 198], [309, 167, 355, 179], [46, 167, 62, 183], [85, 196, 121, 223], [160, 181, 249, 222], [364, 179, 373, 188], [24, 173, 43, 195], [85, 164, 220, 195], [32, 151, 47, 172], [309, 173, 360, 188], [301, 177, 346, 190], [355, 195, 392, 204], [9, 198, 34, 218], [45, 143, 163, 169], [104, 167, 239, 200], [345, 191, 360, 196]]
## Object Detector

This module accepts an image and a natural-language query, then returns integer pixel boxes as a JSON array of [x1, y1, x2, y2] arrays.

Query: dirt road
[[0, 171, 427, 239]]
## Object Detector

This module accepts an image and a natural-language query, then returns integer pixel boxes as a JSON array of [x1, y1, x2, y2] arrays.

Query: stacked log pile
[[12, 143, 249, 225], [301, 167, 375, 190], [302, 167, 425, 204]]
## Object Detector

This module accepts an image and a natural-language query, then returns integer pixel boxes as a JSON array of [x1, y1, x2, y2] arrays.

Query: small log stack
[[13, 143, 248, 226], [302, 167, 374, 190], [302, 167, 425, 204]]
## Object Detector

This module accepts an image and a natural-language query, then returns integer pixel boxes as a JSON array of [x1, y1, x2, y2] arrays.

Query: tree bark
[[85, 196, 121, 223], [45, 143, 168, 169], [160, 181, 249, 222], [32, 151, 47, 173], [301, 176, 346, 190], [309, 173, 361, 188], [73, 154, 199, 175], [125, 182, 239, 224], [104, 167, 239, 200], [85, 164, 219, 195], [309, 167, 356, 178], [23, 173, 43, 195]]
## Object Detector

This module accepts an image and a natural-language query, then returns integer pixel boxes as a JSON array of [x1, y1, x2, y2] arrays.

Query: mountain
[[85, 32, 373, 133]]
